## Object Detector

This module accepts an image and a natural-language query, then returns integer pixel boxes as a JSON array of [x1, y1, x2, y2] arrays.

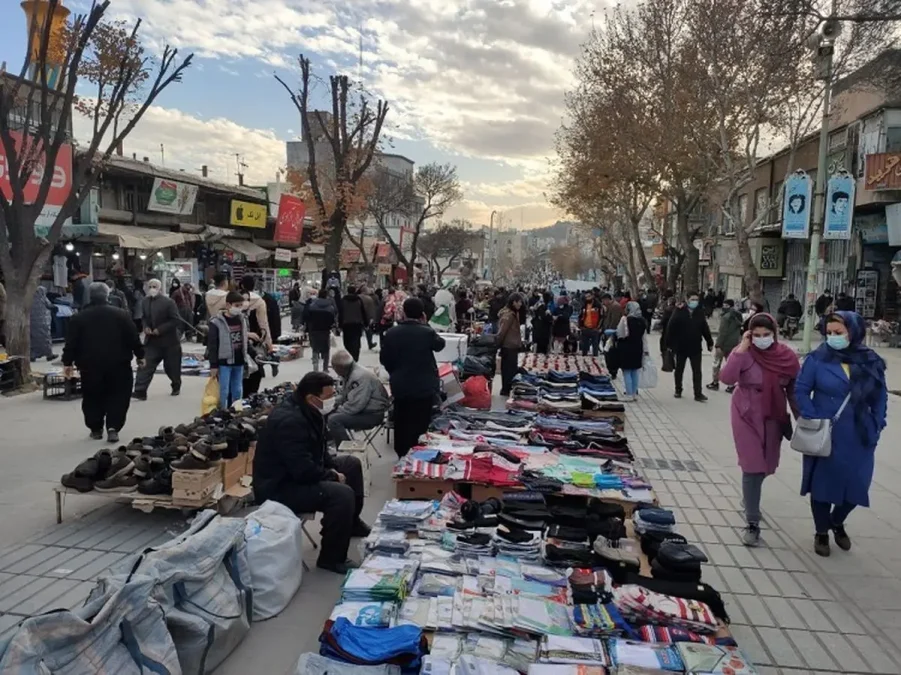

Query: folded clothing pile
[[614, 585, 719, 634], [650, 541, 709, 583], [452, 532, 494, 557], [543, 536, 594, 568], [593, 538, 641, 583], [296, 652, 402, 674], [340, 568, 414, 603], [675, 642, 759, 674], [632, 506, 676, 535], [378, 500, 435, 531], [568, 568, 615, 604], [329, 602, 397, 628], [363, 530, 410, 556], [637, 625, 736, 647], [623, 573, 730, 624], [568, 603, 629, 638], [606, 638, 685, 672], [319, 618, 427, 672], [494, 525, 541, 561], [538, 635, 609, 665]]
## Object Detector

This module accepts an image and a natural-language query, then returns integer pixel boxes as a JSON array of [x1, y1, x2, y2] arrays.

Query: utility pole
[[801, 15, 841, 354], [488, 210, 497, 282]]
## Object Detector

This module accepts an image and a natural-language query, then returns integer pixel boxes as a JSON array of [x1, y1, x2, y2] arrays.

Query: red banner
[[274, 193, 305, 245], [0, 130, 72, 227]]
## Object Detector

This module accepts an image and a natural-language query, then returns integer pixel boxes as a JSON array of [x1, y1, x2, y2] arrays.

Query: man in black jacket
[[380, 297, 446, 458], [304, 289, 337, 372], [253, 371, 369, 574], [339, 286, 369, 361], [132, 278, 182, 400], [63, 283, 144, 442], [665, 292, 713, 402]]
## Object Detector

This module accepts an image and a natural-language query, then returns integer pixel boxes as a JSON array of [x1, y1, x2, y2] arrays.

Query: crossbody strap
[[831, 393, 852, 423]]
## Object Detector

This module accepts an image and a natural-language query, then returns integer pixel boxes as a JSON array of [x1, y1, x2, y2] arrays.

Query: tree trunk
[[630, 219, 655, 291], [3, 280, 34, 382], [737, 228, 762, 303], [325, 212, 345, 272]]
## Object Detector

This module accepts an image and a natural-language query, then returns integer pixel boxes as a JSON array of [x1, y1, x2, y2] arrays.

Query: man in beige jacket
[[239, 275, 272, 348], [204, 274, 230, 319]]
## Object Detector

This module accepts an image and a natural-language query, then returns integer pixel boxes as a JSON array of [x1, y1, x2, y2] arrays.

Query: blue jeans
[[811, 497, 856, 534], [218, 364, 244, 409], [580, 329, 601, 356], [623, 368, 640, 396]]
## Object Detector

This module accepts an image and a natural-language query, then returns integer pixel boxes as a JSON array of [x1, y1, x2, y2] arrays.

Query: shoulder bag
[[790, 393, 851, 458]]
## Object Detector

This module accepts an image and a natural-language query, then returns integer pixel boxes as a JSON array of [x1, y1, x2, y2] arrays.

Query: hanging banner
[[0, 130, 73, 230], [274, 248, 292, 262], [274, 194, 305, 244], [148, 177, 198, 215], [782, 170, 812, 239], [229, 199, 267, 228], [823, 171, 855, 240]]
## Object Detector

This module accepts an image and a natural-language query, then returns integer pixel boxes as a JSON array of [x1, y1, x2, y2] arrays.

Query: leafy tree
[[418, 219, 478, 284]]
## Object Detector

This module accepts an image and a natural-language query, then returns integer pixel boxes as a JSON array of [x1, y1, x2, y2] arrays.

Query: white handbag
[[790, 393, 851, 457]]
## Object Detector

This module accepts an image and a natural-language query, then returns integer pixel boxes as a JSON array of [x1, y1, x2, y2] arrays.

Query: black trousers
[[674, 352, 703, 396], [365, 324, 376, 349], [133, 342, 182, 395], [273, 454, 364, 565], [244, 367, 263, 395], [81, 365, 133, 432], [500, 347, 519, 396], [393, 395, 434, 458], [342, 325, 364, 362]]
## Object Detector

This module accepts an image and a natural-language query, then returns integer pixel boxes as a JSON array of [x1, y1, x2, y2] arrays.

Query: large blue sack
[[0, 577, 180, 674]]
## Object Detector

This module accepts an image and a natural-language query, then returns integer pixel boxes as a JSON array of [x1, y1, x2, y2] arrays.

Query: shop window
[[124, 190, 135, 212], [828, 129, 846, 150], [886, 127, 901, 153]]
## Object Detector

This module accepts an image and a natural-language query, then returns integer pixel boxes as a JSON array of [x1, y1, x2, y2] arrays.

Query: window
[[828, 129, 846, 150], [753, 188, 768, 221], [886, 127, 901, 153]]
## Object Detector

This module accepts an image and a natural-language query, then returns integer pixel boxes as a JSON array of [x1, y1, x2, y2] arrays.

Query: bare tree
[[418, 219, 477, 284], [276, 56, 387, 272], [0, 0, 191, 380]]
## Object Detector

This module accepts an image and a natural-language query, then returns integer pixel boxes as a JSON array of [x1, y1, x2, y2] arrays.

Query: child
[[207, 291, 249, 409]]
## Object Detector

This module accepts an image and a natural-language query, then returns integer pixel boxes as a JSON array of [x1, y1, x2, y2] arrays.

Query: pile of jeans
[[578, 372, 618, 402]]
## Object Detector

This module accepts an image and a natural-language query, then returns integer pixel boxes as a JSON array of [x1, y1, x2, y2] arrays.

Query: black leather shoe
[[316, 559, 360, 574], [832, 525, 852, 551], [351, 520, 372, 538]]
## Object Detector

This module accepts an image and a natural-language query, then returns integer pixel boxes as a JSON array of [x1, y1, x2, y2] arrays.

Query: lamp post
[[801, 18, 840, 354], [488, 210, 497, 281]]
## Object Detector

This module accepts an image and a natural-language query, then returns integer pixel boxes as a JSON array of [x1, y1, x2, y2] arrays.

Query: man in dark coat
[[339, 286, 369, 362], [707, 298, 743, 392], [380, 297, 446, 458], [358, 285, 379, 350], [815, 289, 833, 317], [835, 291, 855, 311], [305, 289, 337, 371], [262, 289, 282, 344], [132, 278, 182, 400], [253, 371, 369, 574], [63, 282, 144, 442], [665, 292, 713, 402]]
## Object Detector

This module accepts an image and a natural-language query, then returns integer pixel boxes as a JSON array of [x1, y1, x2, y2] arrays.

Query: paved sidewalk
[[631, 358, 901, 675]]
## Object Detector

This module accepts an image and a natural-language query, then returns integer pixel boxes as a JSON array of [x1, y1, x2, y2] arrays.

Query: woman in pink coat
[[720, 313, 800, 547]]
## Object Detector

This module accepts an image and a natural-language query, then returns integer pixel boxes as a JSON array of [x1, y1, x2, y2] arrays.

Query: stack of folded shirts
[[675, 643, 759, 674], [593, 473, 624, 489], [340, 568, 414, 603], [519, 470, 564, 493], [329, 601, 396, 627], [593, 538, 641, 582], [651, 541, 708, 583], [606, 638, 685, 672], [632, 507, 676, 535], [543, 537, 594, 568], [637, 625, 733, 647], [528, 666, 607, 675], [394, 597, 431, 627], [568, 568, 614, 604], [568, 603, 628, 638], [499, 510, 549, 531], [538, 635, 609, 665], [546, 524, 589, 543], [419, 546, 469, 575], [414, 571, 463, 597], [614, 585, 719, 634], [454, 532, 494, 556], [379, 500, 435, 530], [510, 596, 573, 636], [494, 525, 542, 561], [364, 530, 410, 556]]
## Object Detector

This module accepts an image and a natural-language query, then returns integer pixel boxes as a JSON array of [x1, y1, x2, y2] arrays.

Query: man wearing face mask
[[207, 291, 249, 409], [253, 371, 369, 574], [133, 278, 182, 400], [665, 292, 713, 402]]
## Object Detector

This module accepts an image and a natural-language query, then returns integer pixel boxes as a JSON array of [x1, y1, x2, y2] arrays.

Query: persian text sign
[[274, 194, 305, 244], [0, 130, 72, 229], [864, 153, 901, 190], [230, 200, 267, 228]]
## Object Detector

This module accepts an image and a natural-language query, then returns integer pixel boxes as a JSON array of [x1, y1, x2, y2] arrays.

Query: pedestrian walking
[[719, 314, 800, 547], [207, 291, 249, 409], [600, 293, 624, 377], [551, 293, 573, 353], [30, 286, 57, 361], [496, 293, 524, 397], [531, 292, 553, 355], [578, 290, 602, 357], [305, 288, 337, 372], [707, 299, 743, 393], [616, 301, 647, 402], [794, 311, 888, 557], [132, 278, 182, 400], [62, 282, 144, 442], [106, 278, 128, 310], [339, 285, 369, 362], [169, 278, 193, 339], [130, 279, 145, 333], [665, 292, 713, 402], [358, 285, 378, 349], [380, 297, 445, 458]]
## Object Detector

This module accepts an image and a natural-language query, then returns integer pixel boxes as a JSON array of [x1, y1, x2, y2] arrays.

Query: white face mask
[[319, 397, 337, 415], [147, 287, 160, 297], [228, 306, 244, 316], [752, 336, 774, 350]]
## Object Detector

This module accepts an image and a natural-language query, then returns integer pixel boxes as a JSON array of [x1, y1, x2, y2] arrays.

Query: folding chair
[[300, 512, 317, 571], [362, 419, 386, 459]]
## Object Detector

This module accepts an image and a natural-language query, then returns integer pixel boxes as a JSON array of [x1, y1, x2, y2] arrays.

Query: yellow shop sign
[[230, 200, 266, 228]]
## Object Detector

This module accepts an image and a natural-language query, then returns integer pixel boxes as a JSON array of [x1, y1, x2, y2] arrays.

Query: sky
[[1, 0, 604, 230]]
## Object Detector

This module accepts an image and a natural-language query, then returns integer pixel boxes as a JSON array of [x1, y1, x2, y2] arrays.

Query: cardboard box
[[244, 442, 256, 476], [172, 466, 221, 506], [394, 478, 454, 500], [219, 456, 246, 491]]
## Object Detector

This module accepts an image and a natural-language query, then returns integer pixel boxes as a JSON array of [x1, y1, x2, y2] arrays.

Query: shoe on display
[[832, 525, 852, 551], [138, 468, 173, 496], [132, 455, 153, 480], [158, 426, 175, 441], [94, 472, 138, 493], [741, 523, 761, 547], [89, 429, 103, 440], [104, 452, 134, 481], [316, 558, 360, 575], [106, 429, 119, 444], [351, 519, 372, 538], [60, 472, 94, 493], [814, 533, 831, 557], [171, 446, 211, 471]]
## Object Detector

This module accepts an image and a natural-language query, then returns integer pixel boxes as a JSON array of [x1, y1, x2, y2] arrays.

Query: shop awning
[[96, 223, 186, 250], [221, 238, 270, 262]]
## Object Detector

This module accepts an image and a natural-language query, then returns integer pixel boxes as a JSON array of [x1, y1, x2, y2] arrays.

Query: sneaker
[[60, 472, 94, 492], [351, 519, 372, 538], [316, 558, 360, 574], [171, 445, 211, 471], [725, 385, 736, 394], [94, 472, 138, 493], [832, 525, 852, 551], [741, 523, 761, 547], [706, 383, 719, 391], [106, 429, 119, 444], [158, 426, 175, 442], [132, 455, 153, 480], [814, 533, 831, 557], [138, 468, 173, 495], [171, 387, 181, 397], [132, 392, 147, 401], [89, 429, 103, 440], [694, 393, 709, 402]]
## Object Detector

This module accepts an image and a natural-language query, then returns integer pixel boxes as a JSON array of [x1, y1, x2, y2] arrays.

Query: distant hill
[[527, 220, 579, 242]]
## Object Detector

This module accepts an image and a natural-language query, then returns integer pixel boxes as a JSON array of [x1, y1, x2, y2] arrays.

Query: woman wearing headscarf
[[616, 301, 647, 402], [30, 286, 57, 361], [720, 313, 800, 547], [794, 311, 887, 557], [551, 293, 573, 354], [530, 291, 554, 355]]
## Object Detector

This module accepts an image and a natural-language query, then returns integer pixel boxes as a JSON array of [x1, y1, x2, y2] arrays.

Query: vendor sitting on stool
[[327, 350, 391, 442], [253, 371, 371, 574]]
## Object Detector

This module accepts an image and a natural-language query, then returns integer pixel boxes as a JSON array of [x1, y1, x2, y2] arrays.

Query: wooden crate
[[172, 466, 221, 506]]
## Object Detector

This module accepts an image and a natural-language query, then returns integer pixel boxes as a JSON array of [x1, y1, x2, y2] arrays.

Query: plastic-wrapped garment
[[30, 286, 54, 359], [295, 653, 401, 674]]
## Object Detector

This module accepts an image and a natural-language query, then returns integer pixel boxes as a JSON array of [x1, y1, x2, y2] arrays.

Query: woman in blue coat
[[794, 311, 887, 557]]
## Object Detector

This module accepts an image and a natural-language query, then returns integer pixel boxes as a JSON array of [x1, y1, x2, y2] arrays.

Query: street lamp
[[488, 210, 497, 281], [801, 19, 841, 354]]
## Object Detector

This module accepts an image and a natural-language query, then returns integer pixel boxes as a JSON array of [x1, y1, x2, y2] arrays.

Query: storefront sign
[[229, 199, 267, 228], [148, 177, 198, 215], [755, 239, 784, 277], [716, 239, 742, 276], [274, 248, 292, 262], [341, 248, 361, 266], [854, 213, 889, 244], [886, 203, 901, 246], [274, 194, 305, 244], [782, 170, 812, 239], [377, 263, 392, 276], [0, 130, 73, 230], [865, 152, 901, 190], [824, 172, 855, 240]]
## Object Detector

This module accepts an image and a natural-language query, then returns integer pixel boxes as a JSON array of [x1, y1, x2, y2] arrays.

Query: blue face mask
[[826, 334, 850, 350], [687, 301, 699, 310]]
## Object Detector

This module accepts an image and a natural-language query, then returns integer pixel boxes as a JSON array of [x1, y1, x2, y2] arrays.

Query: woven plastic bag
[[244, 501, 305, 620], [201, 376, 219, 415]]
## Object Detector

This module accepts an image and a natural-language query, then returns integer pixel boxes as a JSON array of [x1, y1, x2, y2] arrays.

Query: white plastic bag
[[641, 353, 659, 389], [244, 501, 305, 620]]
